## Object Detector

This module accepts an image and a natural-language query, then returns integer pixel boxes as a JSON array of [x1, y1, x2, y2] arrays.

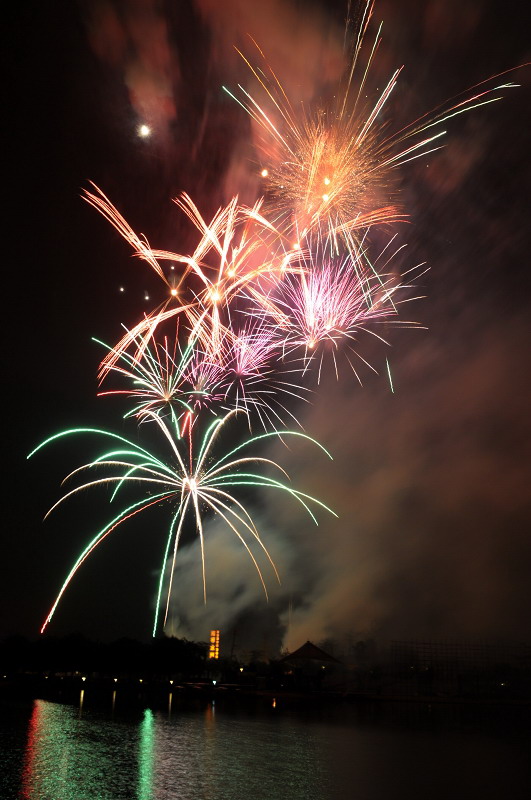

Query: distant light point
[[138, 124, 151, 138], [261, 168, 268, 178]]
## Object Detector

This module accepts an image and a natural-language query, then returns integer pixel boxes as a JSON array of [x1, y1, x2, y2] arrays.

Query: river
[[1, 690, 529, 799]]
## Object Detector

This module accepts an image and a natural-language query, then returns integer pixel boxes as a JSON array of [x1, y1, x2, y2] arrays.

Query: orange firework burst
[[224, 0, 517, 247], [83, 184, 303, 376]]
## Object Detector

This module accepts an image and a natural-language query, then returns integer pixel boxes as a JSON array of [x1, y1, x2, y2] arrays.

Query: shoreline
[[2, 674, 530, 709]]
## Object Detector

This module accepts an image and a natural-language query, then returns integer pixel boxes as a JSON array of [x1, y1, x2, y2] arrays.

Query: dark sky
[[3, 0, 530, 654]]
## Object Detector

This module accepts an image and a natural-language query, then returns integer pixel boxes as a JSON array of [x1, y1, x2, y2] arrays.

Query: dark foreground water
[[1, 691, 530, 800]]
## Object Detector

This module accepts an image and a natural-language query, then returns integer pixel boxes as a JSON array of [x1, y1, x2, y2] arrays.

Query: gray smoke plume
[[165, 312, 531, 653]]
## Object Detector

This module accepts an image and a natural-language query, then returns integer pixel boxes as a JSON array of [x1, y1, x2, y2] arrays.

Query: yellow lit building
[[209, 630, 220, 659]]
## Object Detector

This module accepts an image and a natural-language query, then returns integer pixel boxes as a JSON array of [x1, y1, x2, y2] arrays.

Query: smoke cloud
[[269, 313, 531, 649], [194, 0, 345, 100], [166, 312, 531, 654]]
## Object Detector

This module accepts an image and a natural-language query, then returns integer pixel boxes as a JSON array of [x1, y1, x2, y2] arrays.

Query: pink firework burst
[[256, 242, 422, 381], [220, 316, 308, 430]]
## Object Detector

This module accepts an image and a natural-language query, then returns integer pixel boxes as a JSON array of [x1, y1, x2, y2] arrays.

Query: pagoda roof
[[282, 640, 341, 663]]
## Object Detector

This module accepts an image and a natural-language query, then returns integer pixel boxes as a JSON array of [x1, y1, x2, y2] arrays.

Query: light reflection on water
[[9, 694, 531, 800], [20, 699, 140, 800], [17, 697, 327, 800]]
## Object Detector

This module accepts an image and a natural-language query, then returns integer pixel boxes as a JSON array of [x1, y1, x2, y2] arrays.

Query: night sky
[[3, 0, 530, 654]]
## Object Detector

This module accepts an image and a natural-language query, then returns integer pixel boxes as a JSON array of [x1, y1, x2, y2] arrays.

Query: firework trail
[[28, 410, 335, 636], [94, 322, 195, 424], [30, 0, 516, 636], [247, 232, 426, 382], [85, 184, 303, 374], [217, 316, 309, 429], [224, 0, 517, 249]]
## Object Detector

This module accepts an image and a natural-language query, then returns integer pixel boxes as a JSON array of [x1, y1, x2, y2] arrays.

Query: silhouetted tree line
[[0, 634, 207, 680]]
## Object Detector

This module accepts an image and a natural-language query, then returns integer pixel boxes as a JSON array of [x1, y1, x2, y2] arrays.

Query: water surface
[[1, 692, 529, 800]]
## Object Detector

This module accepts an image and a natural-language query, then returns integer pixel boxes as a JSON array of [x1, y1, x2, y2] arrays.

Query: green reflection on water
[[20, 698, 141, 800], [138, 709, 154, 800], [21, 700, 83, 800], [19, 695, 329, 800]]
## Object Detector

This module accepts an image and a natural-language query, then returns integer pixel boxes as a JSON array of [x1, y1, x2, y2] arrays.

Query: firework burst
[[28, 410, 335, 636], [218, 316, 309, 429], [30, 0, 514, 637], [94, 323, 195, 424], [224, 0, 517, 247], [249, 236, 424, 381]]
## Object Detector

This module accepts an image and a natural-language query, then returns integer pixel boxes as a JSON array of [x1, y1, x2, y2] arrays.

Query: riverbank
[[2, 672, 531, 711]]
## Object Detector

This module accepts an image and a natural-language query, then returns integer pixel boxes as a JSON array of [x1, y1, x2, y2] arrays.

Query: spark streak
[[30, 0, 513, 636], [29, 411, 335, 636]]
